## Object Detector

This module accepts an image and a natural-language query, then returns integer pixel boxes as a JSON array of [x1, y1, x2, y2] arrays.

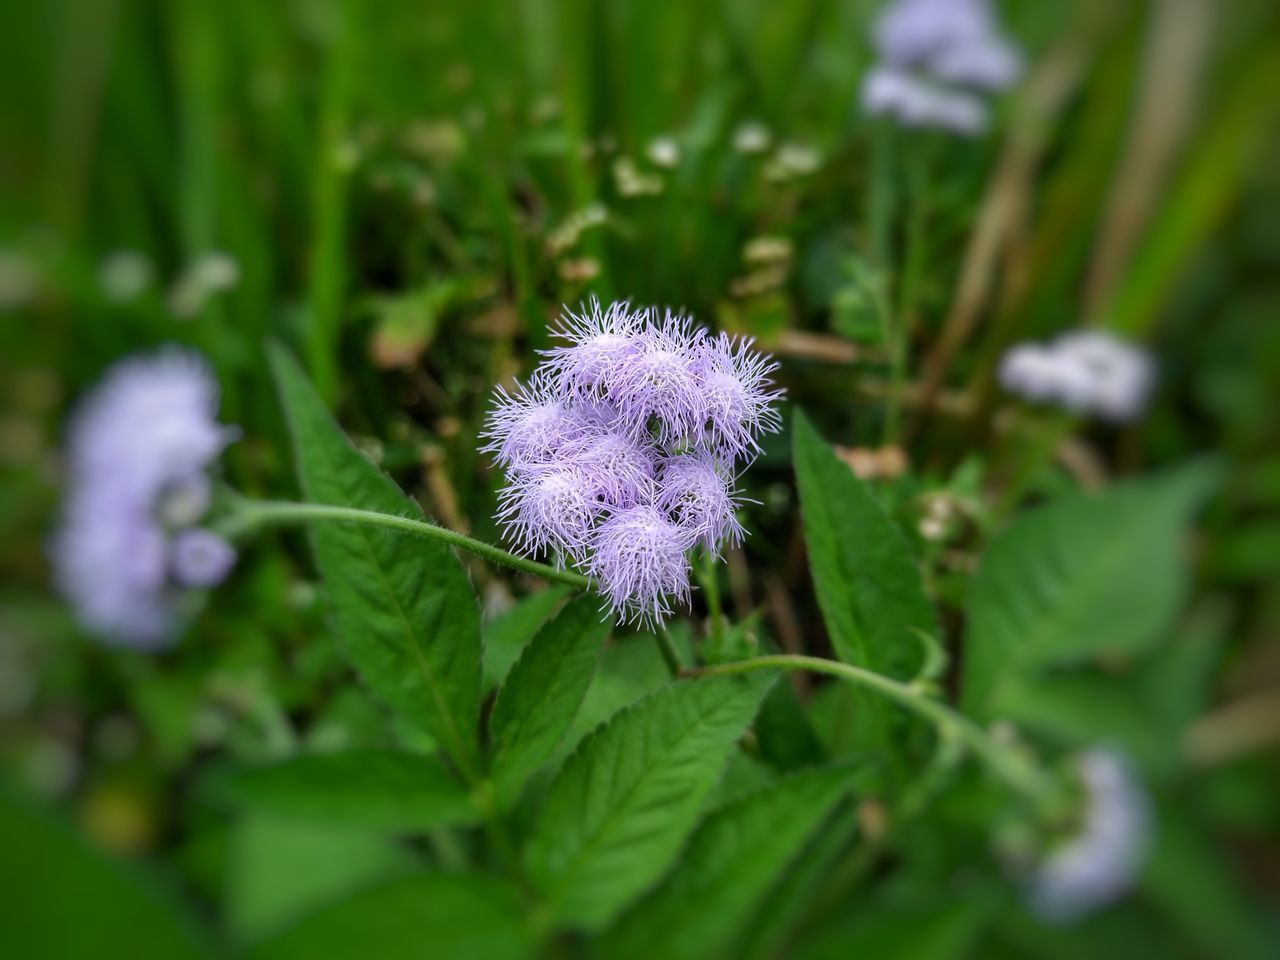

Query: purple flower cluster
[[861, 0, 1022, 135], [51, 349, 238, 647], [483, 300, 782, 625]]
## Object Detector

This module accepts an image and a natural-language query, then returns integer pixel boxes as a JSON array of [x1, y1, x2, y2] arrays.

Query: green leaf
[[0, 785, 217, 959], [992, 675, 1173, 775], [483, 587, 570, 690], [963, 462, 1220, 715], [602, 766, 853, 960], [488, 596, 610, 805], [792, 411, 936, 678], [792, 897, 992, 960], [217, 750, 480, 831], [554, 633, 679, 763], [525, 674, 775, 930], [250, 873, 531, 960], [792, 411, 937, 743], [226, 814, 419, 944], [735, 805, 861, 960], [268, 344, 482, 777], [1142, 803, 1272, 960]]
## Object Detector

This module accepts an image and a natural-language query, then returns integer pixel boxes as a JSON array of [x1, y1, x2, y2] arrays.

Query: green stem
[[683, 655, 1061, 813], [655, 626, 684, 679], [995, 413, 1076, 521], [698, 551, 725, 656], [223, 499, 590, 590]]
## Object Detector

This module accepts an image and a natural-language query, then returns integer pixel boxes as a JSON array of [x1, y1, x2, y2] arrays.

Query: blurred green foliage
[[1, 0, 1278, 957]]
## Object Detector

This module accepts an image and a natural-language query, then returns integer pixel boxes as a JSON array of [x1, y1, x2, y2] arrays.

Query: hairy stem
[[683, 654, 1061, 812], [223, 499, 591, 590]]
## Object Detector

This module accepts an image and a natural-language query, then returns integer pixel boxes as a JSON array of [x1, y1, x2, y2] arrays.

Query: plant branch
[[223, 499, 591, 590], [682, 654, 1061, 812]]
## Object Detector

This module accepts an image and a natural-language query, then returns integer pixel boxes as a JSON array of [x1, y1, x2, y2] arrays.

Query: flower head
[[541, 299, 646, 399], [52, 348, 237, 647], [482, 300, 782, 624], [697, 331, 784, 459], [588, 506, 694, 626], [497, 466, 602, 564], [481, 373, 594, 468], [655, 453, 744, 552], [561, 427, 658, 507], [606, 312, 708, 446], [170, 528, 237, 587], [1029, 749, 1151, 923]]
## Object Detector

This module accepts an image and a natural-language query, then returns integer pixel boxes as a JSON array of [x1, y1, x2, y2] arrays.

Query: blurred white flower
[[999, 330, 1155, 423], [613, 157, 664, 197], [0, 250, 40, 310], [98, 250, 155, 303], [168, 251, 241, 319], [765, 141, 822, 181], [1030, 749, 1152, 923], [743, 235, 794, 265], [646, 136, 681, 169], [732, 120, 772, 155]]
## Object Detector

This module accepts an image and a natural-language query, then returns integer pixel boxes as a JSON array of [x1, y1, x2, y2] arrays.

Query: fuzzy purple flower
[[588, 506, 694, 625], [51, 348, 238, 647], [541, 299, 646, 399], [696, 331, 784, 460], [483, 299, 782, 625], [655, 454, 744, 552], [561, 428, 658, 507], [496, 466, 603, 565], [606, 312, 708, 447], [481, 373, 594, 468]]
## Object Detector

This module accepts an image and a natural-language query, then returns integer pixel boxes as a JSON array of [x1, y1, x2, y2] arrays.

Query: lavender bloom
[[863, 0, 1022, 135], [588, 506, 694, 626], [170, 529, 237, 587], [541, 300, 645, 399], [561, 428, 658, 507], [999, 331, 1155, 423], [52, 348, 238, 647], [483, 299, 782, 624], [1029, 749, 1152, 923], [481, 373, 594, 468], [497, 466, 603, 564], [656, 454, 744, 552], [697, 332, 784, 460], [861, 66, 988, 135], [607, 313, 708, 447]]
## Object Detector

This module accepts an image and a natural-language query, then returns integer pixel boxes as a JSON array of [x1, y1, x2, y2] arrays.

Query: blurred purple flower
[[863, 0, 1021, 135], [1029, 749, 1151, 923], [51, 348, 237, 647]]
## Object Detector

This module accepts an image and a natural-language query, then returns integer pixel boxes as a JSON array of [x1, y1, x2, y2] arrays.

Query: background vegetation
[[0, 0, 1277, 956]]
